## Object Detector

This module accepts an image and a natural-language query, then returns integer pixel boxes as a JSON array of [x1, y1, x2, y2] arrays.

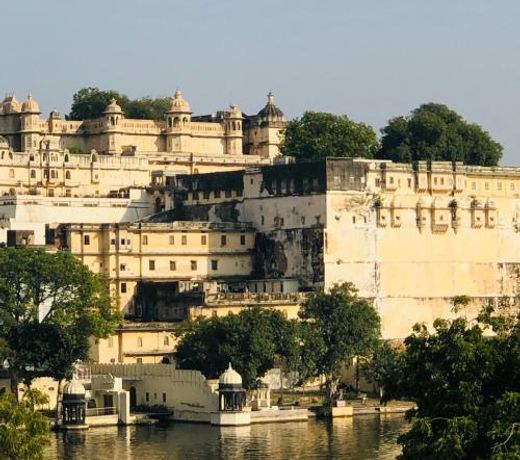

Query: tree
[[298, 282, 381, 405], [389, 305, 520, 460], [0, 248, 120, 395], [68, 87, 171, 121], [280, 111, 379, 161], [362, 340, 402, 404], [0, 388, 50, 460], [175, 308, 299, 388], [377, 103, 503, 166]]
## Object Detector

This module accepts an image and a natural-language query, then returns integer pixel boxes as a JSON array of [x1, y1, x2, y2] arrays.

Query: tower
[[253, 91, 286, 158], [224, 104, 243, 155], [20, 94, 42, 152], [103, 98, 124, 154], [165, 90, 192, 153]]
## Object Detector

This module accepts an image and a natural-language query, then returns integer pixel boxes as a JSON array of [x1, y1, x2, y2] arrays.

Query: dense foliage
[[384, 305, 520, 459], [280, 111, 379, 160], [68, 87, 171, 120], [298, 283, 381, 404], [0, 248, 120, 393], [175, 307, 299, 388], [377, 103, 503, 166], [0, 389, 50, 460]]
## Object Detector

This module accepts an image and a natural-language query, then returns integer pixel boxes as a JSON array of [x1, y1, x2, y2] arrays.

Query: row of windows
[[190, 189, 241, 201], [84, 234, 247, 247], [145, 391, 167, 403]]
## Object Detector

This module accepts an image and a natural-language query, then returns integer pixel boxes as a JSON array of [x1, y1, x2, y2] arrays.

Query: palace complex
[[1, 89, 520, 363]]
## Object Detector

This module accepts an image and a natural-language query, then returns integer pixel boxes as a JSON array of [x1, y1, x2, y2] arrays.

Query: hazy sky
[[2, 1, 520, 164]]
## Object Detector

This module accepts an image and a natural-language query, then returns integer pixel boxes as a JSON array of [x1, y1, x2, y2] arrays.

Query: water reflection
[[46, 414, 408, 460]]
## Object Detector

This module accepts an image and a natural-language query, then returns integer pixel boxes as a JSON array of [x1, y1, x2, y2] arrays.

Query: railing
[[86, 407, 117, 417], [205, 292, 308, 304]]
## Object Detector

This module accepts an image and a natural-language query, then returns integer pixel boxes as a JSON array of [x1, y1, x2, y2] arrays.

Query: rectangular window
[[220, 235, 227, 246], [261, 216, 265, 225], [225, 190, 232, 198], [149, 260, 155, 271], [162, 393, 166, 403], [236, 189, 243, 197], [142, 235, 148, 245], [191, 260, 197, 270], [407, 178, 412, 188], [201, 234, 207, 245], [240, 234, 246, 245], [170, 260, 176, 271], [145, 392, 149, 402], [192, 191, 199, 200], [83, 235, 90, 245], [120, 263, 126, 271], [120, 282, 127, 293], [211, 260, 218, 270], [214, 190, 221, 198], [181, 234, 187, 245], [169, 235, 175, 245], [203, 191, 210, 199], [111, 238, 116, 245]]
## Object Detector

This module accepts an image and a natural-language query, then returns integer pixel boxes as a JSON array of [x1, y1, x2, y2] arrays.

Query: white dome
[[169, 90, 191, 113], [63, 379, 86, 396], [21, 94, 40, 113], [104, 98, 123, 114], [219, 363, 242, 385]]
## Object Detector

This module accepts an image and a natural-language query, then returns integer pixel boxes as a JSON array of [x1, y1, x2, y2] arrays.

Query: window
[[434, 177, 438, 185], [352, 216, 356, 224], [164, 336, 170, 346], [145, 392, 149, 402], [407, 178, 412, 188], [440, 178, 445, 185], [120, 263, 126, 271], [203, 191, 210, 199], [389, 177, 394, 185], [137, 337, 143, 347], [261, 216, 265, 225], [51, 170, 57, 179], [220, 235, 227, 246], [193, 191, 199, 200], [30, 169, 36, 179], [201, 234, 207, 245], [111, 238, 116, 245], [211, 260, 219, 270], [301, 216, 306, 225], [181, 234, 187, 245], [240, 234, 246, 245], [225, 190, 232, 198], [149, 260, 155, 271], [190, 260, 197, 270], [142, 235, 148, 245], [83, 235, 90, 245], [214, 190, 221, 198], [169, 235, 175, 245], [65, 189, 71, 197], [120, 282, 127, 293], [9, 169, 14, 178], [375, 178, 381, 187], [236, 189, 243, 197], [170, 260, 176, 271], [162, 393, 167, 403], [65, 171, 71, 180]]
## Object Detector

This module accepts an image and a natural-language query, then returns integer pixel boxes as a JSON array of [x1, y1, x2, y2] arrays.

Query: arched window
[[65, 171, 71, 180], [232, 121, 236, 131], [182, 117, 188, 125], [30, 170, 36, 179], [64, 154, 69, 163], [29, 154, 34, 161], [173, 117, 180, 127], [237, 122, 241, 130], [9, 169, 14, 178]]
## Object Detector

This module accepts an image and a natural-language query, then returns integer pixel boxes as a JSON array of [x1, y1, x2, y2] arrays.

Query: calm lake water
[[46, 414, 408, 460]]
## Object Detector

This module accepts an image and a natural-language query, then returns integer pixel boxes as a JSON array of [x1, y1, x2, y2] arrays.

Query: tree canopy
[[0, 388, 50, 460], [377, 103, 503, 166], [280, 111, 379, 161], [384, 305, 520, 459], [0, 248, 120, 393], [175, 307, 299, 388], [298, 282, 381, 405], [68, 87, 171, 121]]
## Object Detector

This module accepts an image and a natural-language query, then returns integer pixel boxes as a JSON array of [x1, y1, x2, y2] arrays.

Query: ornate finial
[[174, 89, 182, 99], [267, 91, 274, 104], [110, 98, 116, 104]]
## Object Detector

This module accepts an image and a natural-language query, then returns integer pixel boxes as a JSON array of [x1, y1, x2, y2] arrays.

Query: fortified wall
[[167, 158, 520, 338]]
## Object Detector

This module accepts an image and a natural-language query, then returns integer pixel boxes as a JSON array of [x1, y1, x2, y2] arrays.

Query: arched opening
[[30, 170, 36, 179], [64, 154, 69, 162], [161, 356, 171, 364], [168, 117, 172, 128], [65, 171, 71, 180], [182, 117, 188, 125], [173, 117, 180, 127]]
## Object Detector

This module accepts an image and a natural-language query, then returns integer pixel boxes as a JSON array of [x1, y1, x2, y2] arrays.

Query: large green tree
[[377, 103, 503, 166], [0, 248, 120, 395], [175, 307, 299, 388], [0, 388, 50, 460], [280, 111, 379, 160], [387, 305, 520, 460], [298, 282, 381, 405], [68, 87, 171, 121]]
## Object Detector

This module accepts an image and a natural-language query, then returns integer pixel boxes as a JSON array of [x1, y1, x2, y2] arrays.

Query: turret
[[20, 94, 42, 151], [224, 104, 243, 155], [103, 99, 124, 154], [165, 90, 192, 153]]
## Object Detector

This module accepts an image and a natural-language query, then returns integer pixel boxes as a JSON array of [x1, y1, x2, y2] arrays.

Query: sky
[[2, 0, 520, 164]]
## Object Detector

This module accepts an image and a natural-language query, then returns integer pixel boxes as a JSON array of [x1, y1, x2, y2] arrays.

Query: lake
[[46, 414, 408, 459]]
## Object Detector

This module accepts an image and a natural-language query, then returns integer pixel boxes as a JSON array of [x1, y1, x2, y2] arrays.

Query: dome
[[256, 91, 284, 122], [63, 379, 86, 396], [21, 94, 40, 113], [104, 98, 123, 114], [168, 89, 192, 113], [2, 94, 20, 114], [219, 363, 242, 385]]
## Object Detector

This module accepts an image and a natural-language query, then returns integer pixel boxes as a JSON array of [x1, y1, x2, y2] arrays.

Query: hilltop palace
[[2, 89, 520, 365]]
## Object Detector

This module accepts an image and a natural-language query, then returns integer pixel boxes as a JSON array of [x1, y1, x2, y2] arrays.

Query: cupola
[[168, 90, 192, 114], [21, 93, 40, 114], [256, 91, 285, 123]]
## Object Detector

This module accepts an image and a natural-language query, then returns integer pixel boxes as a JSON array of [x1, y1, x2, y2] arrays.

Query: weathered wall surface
[[325, 190, 520, 338]]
